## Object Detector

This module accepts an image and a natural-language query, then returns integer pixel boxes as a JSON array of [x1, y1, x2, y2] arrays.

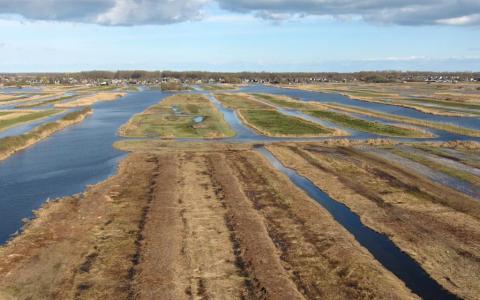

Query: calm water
[[257, 146, 458, 300], [0, 90, 169, 243]]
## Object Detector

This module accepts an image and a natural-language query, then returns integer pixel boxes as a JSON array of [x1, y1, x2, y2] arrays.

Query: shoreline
[[0, 107, 93, 161]]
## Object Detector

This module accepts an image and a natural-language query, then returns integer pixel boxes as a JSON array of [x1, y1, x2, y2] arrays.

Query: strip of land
[[0, 107, 92, 161], [119, 94, 235, 138], [322, 102, 480, 137], [248, 93, 432, 137], [0, 142, 416, 300], [267, 143, 480, 299], [0, 109, 62, 132], [55, 92, 126, 108], [238, 109, 336, 137], [16, 95, 76, 108], [287, 83, 480, 117], [216, 93, 340, 137]]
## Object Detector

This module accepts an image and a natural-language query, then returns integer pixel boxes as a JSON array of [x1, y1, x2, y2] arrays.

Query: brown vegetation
[[267, 143, 480, 299], [0, 143, 416, 300]]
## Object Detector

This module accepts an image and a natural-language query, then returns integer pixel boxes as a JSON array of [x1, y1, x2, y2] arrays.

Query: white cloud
[[0, 0, 209, 26], [0, 0, 479, 26], [218, 0, 480, 26]]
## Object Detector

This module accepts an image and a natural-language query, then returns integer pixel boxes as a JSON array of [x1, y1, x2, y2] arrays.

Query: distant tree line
[[2, 70, 480, 84]]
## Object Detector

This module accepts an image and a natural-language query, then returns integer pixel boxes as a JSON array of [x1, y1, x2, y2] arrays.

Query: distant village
[[1, 71, 480, 87]]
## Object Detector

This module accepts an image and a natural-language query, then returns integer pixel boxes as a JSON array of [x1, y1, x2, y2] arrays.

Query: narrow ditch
[[256, 146, 459, 300]]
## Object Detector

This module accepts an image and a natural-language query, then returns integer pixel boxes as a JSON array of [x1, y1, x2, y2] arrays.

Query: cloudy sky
[[1, 0, 480, 72]]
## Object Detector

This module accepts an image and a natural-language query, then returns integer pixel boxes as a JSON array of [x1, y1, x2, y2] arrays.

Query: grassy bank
[[305, 110, 430, 137], [0, 107, 92, 161], [55, 92, 125, 108], [0, 109, 61, 132], [16, 95, 76, 108], [119, 94, 235, 138], [322, 102, 480, 137], [251, 93, 317, 110], [289, 83, 480, 117], [238, 109, 334, 137], [215, 93, 272, 110]]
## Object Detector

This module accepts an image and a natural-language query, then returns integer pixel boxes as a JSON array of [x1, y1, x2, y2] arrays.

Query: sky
[[0, 0, 480, 73]]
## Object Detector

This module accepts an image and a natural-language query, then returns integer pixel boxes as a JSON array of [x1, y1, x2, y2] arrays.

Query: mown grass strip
[[304, 110, 426, 137], [238, 109, 333, 137], [251, 93, 315, 109], [323, 102, 480, 137], [0, 110, 61, 131], [215, 94, 271, 110]]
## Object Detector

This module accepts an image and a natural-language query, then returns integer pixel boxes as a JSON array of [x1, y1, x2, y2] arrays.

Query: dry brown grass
[[0, 143, 417, 299], [55, 92, 126, 108], [267, 143, 480, 299]]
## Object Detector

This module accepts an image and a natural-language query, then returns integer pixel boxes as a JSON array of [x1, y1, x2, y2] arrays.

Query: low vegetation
[[238, 109, 334, 137], [322, 102, 480, 137], [55, 92, 125, 108], [159, 82, 190, 91], [268, 143, 480, 299], [291, 82, 480, 117], [119, 94, 234, 138], [251, 93, 317, 109], [215, 93, 272, 110], [16, 95, 76, 108], [0, 143, 416, 299], [0, 109, 61, 131], [305, 110, 430, 137]]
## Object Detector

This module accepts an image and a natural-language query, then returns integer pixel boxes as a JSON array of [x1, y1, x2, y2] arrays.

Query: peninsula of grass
[[0, 109, 61, 132], [305, 110, 430, 137], [16, 95, 76, 108], [0, 107, 92, 161], [215, 93, 271, 110], [251, 93, 317, 110], [322, 102, 480, 137], [202, 84, 238, 91], [119, 94, 234, 139], [238, 109, 334, 137]]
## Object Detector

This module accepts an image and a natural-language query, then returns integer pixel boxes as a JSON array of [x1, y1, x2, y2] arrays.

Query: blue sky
[[0, 0, 479, 72]]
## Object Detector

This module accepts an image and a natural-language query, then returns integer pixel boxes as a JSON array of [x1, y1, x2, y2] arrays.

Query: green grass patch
[[402, 97, 480, 114], [120, 94, 234, 139], [0, 110, 61, 131], [202, 84, 237, 91], [216, 94, 271, 110], [239, 109, 333, 136], [251, 93, 314, 109], [305, 110, 424, 137]]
